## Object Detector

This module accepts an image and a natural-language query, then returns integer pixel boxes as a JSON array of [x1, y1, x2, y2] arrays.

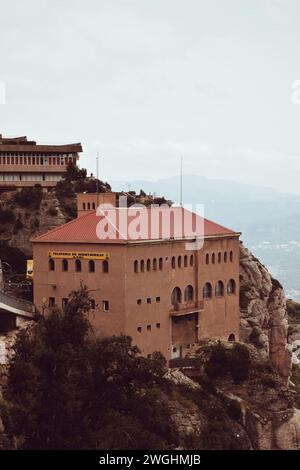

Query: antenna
[[96, 153, 100, 207], [180, 156, 183, 207]]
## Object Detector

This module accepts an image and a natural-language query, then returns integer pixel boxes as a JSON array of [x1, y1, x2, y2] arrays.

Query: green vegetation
[[47, 206, 58, 217], [0, 287, 176, 450], [0, 243, 27, 274], [287, 299, 300, 324], [13, 187, 43, 210], [204, 341, 251, 384]]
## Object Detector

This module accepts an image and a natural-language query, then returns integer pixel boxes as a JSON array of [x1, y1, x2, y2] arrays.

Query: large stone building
[[0, 134, 82, 191], [32, 203, 241, 360]]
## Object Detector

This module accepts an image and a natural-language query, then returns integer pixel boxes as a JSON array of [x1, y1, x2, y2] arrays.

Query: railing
[[0, 290, 35, 315], [170, 300, 204, 316]]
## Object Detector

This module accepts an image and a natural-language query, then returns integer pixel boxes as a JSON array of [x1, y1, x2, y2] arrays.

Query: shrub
[[205, 342, 251, 384], [47, 206, 58, 217], [13, 187, 43, 210], [0, 207, 15, 224]]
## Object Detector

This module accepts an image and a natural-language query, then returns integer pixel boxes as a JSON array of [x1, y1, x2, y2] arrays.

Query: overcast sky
[[1, 0, 300, 193]]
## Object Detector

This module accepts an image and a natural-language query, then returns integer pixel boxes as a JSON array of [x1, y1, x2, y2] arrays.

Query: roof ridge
[[33, 211, 97, 241]]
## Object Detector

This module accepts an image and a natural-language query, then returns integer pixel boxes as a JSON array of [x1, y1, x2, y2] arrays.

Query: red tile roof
[[33, 207, 239, 244]]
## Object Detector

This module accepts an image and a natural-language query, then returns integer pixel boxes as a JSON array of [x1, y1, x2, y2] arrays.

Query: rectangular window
[[147, 298, 151, 304], [137, 327, 142, 333], [90, 299, 96, 309], [156, 323, 161, 329], [147, 324, 151, 331], [48, 297, 55, 307], [137, 299, 142, 305], [156, 296, 160, 302], [103, 300, 109, 312], [62, 298, 68, 308]]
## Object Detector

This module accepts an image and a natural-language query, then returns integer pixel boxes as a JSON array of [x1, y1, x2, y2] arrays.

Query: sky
[[1, 0, 300, 193]]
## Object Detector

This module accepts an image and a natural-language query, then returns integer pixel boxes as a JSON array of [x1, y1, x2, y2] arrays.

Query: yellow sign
[[48, 251, 110, 260], [26, 259, 33, 280]]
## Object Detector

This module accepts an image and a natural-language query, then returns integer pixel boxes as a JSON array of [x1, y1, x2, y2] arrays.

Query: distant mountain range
[[111, 175, 300, 300]]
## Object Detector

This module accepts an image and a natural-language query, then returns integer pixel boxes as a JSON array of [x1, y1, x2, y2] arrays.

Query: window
[[218, 252, 221, 263], [229, 250, 233, 262], [184, 255, 188, 267], [62, 259, 68, 272], [134, 260, 139, 273], [75, 259, 81, 272], [103, 300, 109, 312], [216, 281, 224, 297], [171, 287, 182, 305], [140, 260, 145, 272], [156, 323, 161, 329], [206, 253, 209, 265], [153, 258, 157, 270], [87, 202, 91, 210], [156, 296, 160, 302], [147, 259, 151, 271], [92, 202, 96, 210], [88, 260, 95, 273], [159, 257, 163, 270], [184, 285, 194, 302], [228, 333, 235, 342], [102, 260, 109, 273], [147, 298, 151, 304], [190, 254, 194, 266], [147, 325, 151, 331], [212, 253, 215, 264], [48, 297, 55, 307], [178, 256, 182, 268], [90, 299, 96, 309], [203, 282, 212, 299], [83, 203, 86, 210], [171, 256, 176, 269], [137, 299, 142, 305], [227, 279, 236, 295], [137, 327, 142, 333], [49, 258, 55, 271], [224, 251, 228, 263], [62, 298, 68, 308]]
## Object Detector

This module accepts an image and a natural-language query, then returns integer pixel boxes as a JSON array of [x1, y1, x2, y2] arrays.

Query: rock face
[[239, 243, 292, 382]]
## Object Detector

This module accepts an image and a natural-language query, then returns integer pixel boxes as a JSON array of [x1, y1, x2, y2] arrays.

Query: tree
[[64, 161, 87, 182], [1, 287, 175, 450]]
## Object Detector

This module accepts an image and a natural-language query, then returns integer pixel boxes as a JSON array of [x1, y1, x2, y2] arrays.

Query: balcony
[[170, 300, 204, 317]]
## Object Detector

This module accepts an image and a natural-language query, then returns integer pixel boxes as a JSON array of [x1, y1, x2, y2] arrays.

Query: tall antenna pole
[[180, 156, 183, 207], [96, 153, 100, 207]]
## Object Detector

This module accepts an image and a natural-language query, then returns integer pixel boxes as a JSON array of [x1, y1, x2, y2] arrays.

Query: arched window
[[147, 259, 151, 271], [171, 287, 182, 306], [206, 253, 209, 265], [184, 285, 194, 302], [62, 259, 68, 272], [212, 253, 215, 264], [75, 259, 81, 272], [228, 333, 235, 342], [178, 256, 182, 268], [49, 258, 55, 271], [103, 260, 109, 273], [227, 279, 236, 294], [88, 260, 95, 273], [83, 203, 86, 210], [92, 202, 96, 210], [171, 256, 176, 269], [190, 254, 194, 266], [216, 280, 224, 297], [140, 260, 145, 272], [134, 260, 139, 273], [159, 257, 163, 270], [229, 250, 233, 262], [184, 255, 188, 267], [218, 252, 221, 263], [153, 258, 157, 270], [87, 202, 91, 210], [224, 251, 227, 263], [203, 282, 212, 299]]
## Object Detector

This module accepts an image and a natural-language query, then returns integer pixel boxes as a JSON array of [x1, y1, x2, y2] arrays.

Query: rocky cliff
[[239, 243, 292, 382]]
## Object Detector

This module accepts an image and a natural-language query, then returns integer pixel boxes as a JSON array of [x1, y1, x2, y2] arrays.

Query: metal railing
[[0, 290, 35, 315]]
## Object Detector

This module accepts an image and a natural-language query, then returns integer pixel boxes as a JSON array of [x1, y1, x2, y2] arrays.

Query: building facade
[[0, 134, 82, 191], [32, 207, 240, 360]]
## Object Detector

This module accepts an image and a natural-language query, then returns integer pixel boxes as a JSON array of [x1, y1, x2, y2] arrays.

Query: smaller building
[[0, 134, 82, 191], [77, 192, 117, 217]]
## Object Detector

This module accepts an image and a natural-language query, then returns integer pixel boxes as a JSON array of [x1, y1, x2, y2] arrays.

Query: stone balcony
[[170, 300, 204, 316]]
